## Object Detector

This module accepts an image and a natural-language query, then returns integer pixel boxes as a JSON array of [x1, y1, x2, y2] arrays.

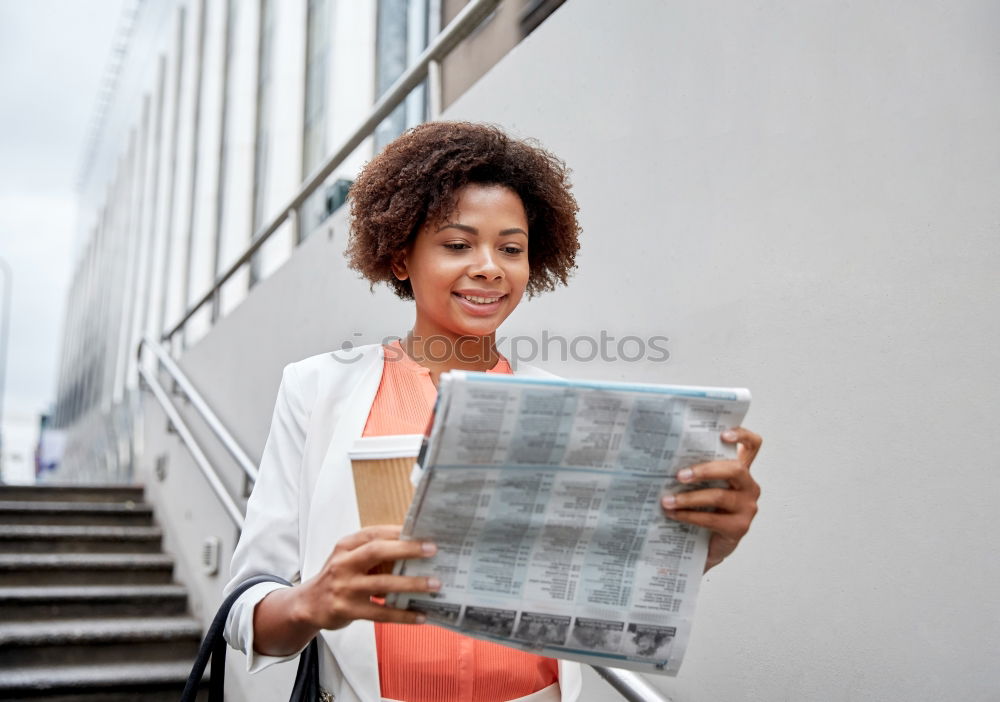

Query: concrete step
[[0, 500, 154, 527], [0, 660, 207, 700], [0, 553, 174, 586], [0, 485, 209, 699], [0, 485, 145, 503], [0, 525, 163, 553], [0, 584, 189, 621], [0, 616, 202, 669]]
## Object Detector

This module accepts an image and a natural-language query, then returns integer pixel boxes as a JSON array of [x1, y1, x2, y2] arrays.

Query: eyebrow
[[436, 223, 528, 236]]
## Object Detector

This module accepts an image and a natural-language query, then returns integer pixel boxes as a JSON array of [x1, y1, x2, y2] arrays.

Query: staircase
[[0, 484, 205, 700]]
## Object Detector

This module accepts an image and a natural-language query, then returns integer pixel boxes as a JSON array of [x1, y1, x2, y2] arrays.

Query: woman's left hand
[[660, 427, 762, 572]]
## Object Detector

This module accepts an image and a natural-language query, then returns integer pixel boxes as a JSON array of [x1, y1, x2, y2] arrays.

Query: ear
[[390, 255, 409, 281]]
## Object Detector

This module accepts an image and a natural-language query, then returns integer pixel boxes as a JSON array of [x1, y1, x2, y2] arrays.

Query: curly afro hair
[[346, 121, 580, 299]]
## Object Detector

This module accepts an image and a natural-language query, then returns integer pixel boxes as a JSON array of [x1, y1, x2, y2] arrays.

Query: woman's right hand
[[252, 525, 439, 656], [296, 525, 440, 630]]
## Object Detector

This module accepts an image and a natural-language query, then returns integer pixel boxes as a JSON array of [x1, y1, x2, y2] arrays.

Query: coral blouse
[[363, 341, 559, 702]]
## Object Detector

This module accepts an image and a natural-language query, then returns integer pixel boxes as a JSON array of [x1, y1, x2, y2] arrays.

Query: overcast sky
[[0, 0, 126, 437]]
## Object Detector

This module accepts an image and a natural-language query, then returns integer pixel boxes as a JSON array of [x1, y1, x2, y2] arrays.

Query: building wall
[[431, 2, 1000, 698], [135, 0, 1000, 700], [440, 0, 567, 108], [441, 0, 521, 106]]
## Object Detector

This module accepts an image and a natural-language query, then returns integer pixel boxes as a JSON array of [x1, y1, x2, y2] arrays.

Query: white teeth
[[461, 295, 501, 304]]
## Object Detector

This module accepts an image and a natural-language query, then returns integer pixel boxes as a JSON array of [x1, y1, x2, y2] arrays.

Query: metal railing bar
[[593, 667, 672, 702], [138, 364, 244, 529], [163, 0, 502, 342], [139, 337, 258, 483], [428, 59, 443, 120]]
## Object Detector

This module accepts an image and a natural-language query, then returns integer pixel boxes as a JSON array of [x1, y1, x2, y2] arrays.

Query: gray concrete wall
[[138, 1, 1000, 699]]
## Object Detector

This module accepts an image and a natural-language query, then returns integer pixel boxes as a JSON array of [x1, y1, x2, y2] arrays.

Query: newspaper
[[388, 371, 751, 675]]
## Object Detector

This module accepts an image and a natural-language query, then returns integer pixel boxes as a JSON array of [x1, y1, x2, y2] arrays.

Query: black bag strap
[[181, 574, 319, 702]]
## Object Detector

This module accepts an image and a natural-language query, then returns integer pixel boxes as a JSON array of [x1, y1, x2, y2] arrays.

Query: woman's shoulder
[[278, 344, 383, 405], [285, 343, 383, 376]]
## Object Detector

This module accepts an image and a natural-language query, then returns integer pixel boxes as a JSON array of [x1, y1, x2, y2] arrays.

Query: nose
[[467, 244, 503, 280]]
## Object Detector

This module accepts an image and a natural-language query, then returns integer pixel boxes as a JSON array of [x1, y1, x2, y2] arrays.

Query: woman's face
[[394, 183, 530, 342]]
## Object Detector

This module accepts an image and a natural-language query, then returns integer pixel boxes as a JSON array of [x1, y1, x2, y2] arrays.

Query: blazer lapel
[[302, 344, 385, 702]]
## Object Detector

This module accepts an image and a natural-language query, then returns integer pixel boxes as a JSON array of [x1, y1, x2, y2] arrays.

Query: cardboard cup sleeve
[[348, 435, 423, 576], [350, 455, 417, 528]]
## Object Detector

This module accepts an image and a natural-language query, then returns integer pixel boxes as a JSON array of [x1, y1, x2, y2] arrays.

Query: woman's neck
[[400, 330, 499, 385]]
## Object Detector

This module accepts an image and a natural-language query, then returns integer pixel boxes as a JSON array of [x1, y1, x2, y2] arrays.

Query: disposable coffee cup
[[348, 434, 424, 526], [349, 435, 423, 574]]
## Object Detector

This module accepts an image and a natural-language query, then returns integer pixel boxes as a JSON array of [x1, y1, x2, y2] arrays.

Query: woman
[[224, 122, 762, 702]]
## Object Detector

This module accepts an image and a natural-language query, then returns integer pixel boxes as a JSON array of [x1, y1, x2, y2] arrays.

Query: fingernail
[[678, 468, 694, 482], [723, 429, 738, 441], [661, 495, 677, 508], [421, 542, 437, 556], [415, 614, 427, 624], [428, 577, 441, 591]]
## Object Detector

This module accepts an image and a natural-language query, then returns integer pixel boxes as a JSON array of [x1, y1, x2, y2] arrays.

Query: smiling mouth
[[454, 293, 506, 305]]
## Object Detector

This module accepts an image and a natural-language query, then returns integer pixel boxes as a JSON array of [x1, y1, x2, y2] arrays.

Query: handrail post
[[289, 205, 301, 246], [428, 59, 443, 120], [210, 286, 221, 324]]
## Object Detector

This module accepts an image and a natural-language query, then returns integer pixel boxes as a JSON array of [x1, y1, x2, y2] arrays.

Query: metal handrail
[[137, 364, 244, 529], [595, 667, 673, 702], [163, 0, 503, 342], [138, 337, 257, 483]]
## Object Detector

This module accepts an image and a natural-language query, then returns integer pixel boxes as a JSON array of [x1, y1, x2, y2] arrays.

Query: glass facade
[[213, 0, 239, 309], [249, 0, 276, 287], [300, 0, 332, 237], [375, 0, 428, 150]]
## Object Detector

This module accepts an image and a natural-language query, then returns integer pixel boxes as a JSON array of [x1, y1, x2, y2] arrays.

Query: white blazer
[[224, 344, 583, 702]]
